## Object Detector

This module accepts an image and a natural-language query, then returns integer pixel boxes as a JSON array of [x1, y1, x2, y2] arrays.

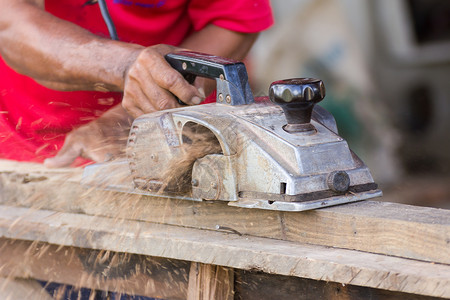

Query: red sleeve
[[188, 0, 274, 33]]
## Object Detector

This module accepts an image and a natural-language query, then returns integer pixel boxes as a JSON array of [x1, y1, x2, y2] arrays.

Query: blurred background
[[250, 0, 450, 208]]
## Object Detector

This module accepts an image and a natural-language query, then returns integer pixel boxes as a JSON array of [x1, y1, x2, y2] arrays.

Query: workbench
[[0, 160, 449, 299]]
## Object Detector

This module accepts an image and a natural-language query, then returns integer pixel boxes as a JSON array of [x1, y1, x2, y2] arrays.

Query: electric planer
[[82, 51, 382, 211]]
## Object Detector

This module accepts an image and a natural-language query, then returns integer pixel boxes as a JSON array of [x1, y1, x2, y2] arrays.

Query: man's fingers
[[43, 141, 82, 168], [143, 45, 204, 105], [123, 82, 153, 118], [151, 58, 203, 106], [124, 71, 183, 116], [141, 76, 181, 111], [123, 103, 145, 119], [122, 44, 205, 117], [123, 55, 180, 116], [44, 137, 113, 168], [44, 105, 132, 168]]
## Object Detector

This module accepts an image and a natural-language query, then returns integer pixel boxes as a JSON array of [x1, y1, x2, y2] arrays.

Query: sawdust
[[159, 124, 222, 193]]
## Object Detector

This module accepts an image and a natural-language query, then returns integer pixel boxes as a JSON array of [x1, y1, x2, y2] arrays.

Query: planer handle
[[165, 51, 254, 105]]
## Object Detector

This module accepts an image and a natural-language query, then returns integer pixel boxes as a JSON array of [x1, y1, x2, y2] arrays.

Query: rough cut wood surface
[[1, 239, 441, 300], [0, 159, 449, 266], [0, 205, 449, 298]]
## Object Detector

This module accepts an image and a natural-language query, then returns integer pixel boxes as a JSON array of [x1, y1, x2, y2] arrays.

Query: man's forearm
[[0, 0, 261, 115], [0, 0, 143, 91]]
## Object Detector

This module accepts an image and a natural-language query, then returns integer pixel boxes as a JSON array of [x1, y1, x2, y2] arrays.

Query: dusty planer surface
[[83, 51, 382, 212]]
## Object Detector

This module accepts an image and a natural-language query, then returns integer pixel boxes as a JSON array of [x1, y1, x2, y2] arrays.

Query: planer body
[[82, 51, 381, 211]]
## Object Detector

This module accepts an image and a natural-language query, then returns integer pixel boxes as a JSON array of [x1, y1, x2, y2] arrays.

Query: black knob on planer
[[269, 78, 325, 133]]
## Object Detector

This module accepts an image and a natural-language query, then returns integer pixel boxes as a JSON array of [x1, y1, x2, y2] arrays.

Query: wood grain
[[0, 205, 449, 298], [2, 238, 442, 300], [0, 159, 449, 265], [187, 263, 234, 300]]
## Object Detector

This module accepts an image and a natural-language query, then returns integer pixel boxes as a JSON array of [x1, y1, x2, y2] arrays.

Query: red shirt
[[0, 0, 273, 162]]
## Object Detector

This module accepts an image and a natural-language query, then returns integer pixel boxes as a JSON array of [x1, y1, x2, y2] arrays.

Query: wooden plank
[[234, 270, 444, 300], [187, 262, 234, 300], [0, 205, 449, 298], [2, 239, 441, 300], [0, 159, 449, 265], [0, 238, 189, 299], [282, 201, 450, 265]]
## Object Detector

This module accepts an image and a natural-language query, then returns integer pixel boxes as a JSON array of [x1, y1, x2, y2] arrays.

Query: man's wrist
[[87, 40, 144, 92]]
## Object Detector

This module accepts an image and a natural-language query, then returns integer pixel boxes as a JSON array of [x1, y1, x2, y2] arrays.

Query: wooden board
[[1, 205, 449, 298], [1, 239, 442, 300], [0, 159, 449, 266]]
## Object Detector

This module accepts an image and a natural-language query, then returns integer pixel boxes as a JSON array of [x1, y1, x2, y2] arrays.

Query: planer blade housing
[[82, 51, 381, 211]]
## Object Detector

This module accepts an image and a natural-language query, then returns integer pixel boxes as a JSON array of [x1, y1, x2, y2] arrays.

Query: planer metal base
[[82, 160, 382, 212]]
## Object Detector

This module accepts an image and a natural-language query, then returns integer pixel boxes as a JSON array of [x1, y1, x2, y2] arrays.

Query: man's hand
[[44, 105, 133, 168], [1, 1, 256, 118], [122, 44, 204, 118]]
